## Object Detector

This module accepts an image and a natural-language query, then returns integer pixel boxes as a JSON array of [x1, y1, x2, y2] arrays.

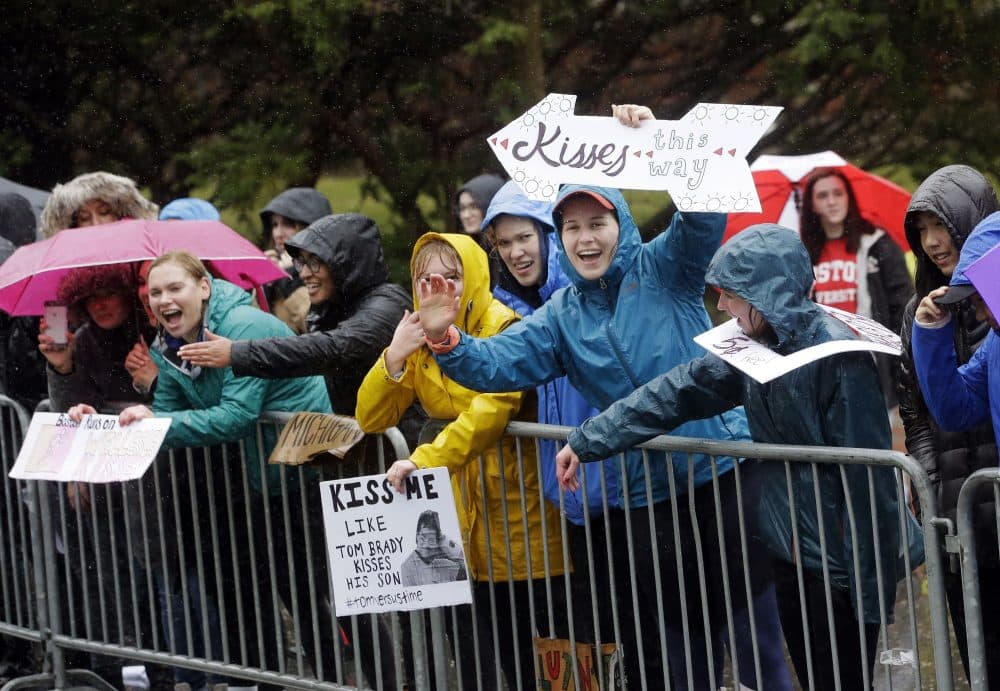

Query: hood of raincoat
[[259, 187, 332, 238], [159, 197, 221, 221], [0, 192, 37, 247], [904, 165, 999, 296], [952, 211, 1000, 290], [705, 224, 833, 351], [454, 174, 505, 221], [284, 213, 392, 311], [483, 181, 558, 309], [552, 184, 639, 297], [411, 233, 492, 334], [40, 172, 158, 238]]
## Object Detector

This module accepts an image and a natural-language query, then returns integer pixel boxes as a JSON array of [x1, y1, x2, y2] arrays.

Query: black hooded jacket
[[0, 197, 47, 409], [259, 187, 333, 236], [898, 165, 999, 555], [259, 187, 333, 301], [231, 214, 414, 418]]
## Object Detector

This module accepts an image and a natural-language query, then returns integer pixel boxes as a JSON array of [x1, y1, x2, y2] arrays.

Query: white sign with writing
[[320, 468, 472, 615], [694, 305, 902, 384], [8, 413, 171, 482], [487, 93, 782, 210]]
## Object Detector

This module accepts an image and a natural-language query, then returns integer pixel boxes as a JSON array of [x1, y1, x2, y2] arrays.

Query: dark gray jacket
[[46, 315, 152, 413]]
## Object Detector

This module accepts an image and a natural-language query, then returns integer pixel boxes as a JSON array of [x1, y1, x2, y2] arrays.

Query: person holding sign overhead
[[556, 225, 918, 691], [415, 103, 788, 691], [356, 232, 566, 691]]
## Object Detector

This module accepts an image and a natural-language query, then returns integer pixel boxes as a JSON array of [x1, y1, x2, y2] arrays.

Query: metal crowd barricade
[[957, 467, 1000, 691], [0, 395, 48, 686], [1, 405, 963, 691], [460, 420, 955, 691]]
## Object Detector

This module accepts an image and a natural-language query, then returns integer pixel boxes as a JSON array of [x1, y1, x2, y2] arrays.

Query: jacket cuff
[[425, 326, 460, 354]]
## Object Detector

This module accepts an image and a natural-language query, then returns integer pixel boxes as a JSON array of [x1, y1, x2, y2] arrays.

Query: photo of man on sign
[[400, 509, 468, 587]]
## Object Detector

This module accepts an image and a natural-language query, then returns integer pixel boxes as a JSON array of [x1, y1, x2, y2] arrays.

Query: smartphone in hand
[[44, 302, 69, 349]]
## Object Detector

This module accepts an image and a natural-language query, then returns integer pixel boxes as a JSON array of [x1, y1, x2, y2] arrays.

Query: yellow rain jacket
[[356, 233, 566, 582]]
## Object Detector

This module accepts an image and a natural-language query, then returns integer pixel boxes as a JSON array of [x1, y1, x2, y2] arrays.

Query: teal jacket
[[151, 278, 331, 491], [569, 226, 912, 623]]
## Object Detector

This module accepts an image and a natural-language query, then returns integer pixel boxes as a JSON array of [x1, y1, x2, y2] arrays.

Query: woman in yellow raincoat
[[356, 232, 566, 691]]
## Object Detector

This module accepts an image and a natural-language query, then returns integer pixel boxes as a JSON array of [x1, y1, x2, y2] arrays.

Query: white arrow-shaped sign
[[487, 94, 782, 212]]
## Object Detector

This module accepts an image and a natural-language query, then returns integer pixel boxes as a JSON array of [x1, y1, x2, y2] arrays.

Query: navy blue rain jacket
[[568, 225, 911, 623]]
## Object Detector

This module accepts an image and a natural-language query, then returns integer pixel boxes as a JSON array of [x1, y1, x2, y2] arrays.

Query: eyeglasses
[[292, 255, 324, 274]]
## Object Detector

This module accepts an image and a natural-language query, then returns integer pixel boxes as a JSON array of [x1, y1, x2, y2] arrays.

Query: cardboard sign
[[694, 304, 901, 384], [320, 467, 472, 614], [487, 93, 782, 210], [964, 240, 1000, 319], [268, 412, 364, 466], [535, 637, 624, 691], [8, 413, 170, 482]]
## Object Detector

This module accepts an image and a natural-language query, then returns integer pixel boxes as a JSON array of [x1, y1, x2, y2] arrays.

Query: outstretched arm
[[557, 354, 741, 489]]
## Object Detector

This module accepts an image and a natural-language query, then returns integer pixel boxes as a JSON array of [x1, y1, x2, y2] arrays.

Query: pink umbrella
[[0, 219, 286, 315]]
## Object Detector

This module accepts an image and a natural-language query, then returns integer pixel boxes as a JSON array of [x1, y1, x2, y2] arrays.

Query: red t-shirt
[[813, 237, 858, 313]]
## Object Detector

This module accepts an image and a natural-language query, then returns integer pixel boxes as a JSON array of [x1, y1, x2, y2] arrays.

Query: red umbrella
[[723, 151, 912, 249], [0, 219, 286, 315]]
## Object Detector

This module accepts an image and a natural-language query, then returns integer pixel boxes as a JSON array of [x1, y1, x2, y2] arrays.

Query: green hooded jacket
[[151, 278, 331, 492]]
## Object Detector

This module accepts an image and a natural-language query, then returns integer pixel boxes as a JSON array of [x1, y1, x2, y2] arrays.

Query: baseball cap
[[933, 211, 1000, 305]]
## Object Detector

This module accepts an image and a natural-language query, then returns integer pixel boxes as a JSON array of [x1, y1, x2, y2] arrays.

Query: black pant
[[773, 560, 880, 691], [458, 578, 566, 691], [945, 563, 1000, 689], [616, 462, 773, 691]]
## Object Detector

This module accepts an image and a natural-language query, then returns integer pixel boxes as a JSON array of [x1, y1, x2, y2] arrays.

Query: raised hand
[[612, 103, 654, 128], [37, 317, 74, 375], [416, 274, 460, 341], [125, 336, 159, 392], [385, 310, 426, 376], [915, 286, 950, 325], [178, 330, 233, 368]]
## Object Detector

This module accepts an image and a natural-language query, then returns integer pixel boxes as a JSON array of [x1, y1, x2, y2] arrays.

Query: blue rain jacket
[[485, 183, 621, 523], [568, 226, 913, 623], [435, 184, 750, 507]]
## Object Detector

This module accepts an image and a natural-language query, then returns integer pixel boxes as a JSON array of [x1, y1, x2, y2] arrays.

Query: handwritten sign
[[693, 305, 902, 384], [8, 413, 170, 482], [320, 468, 472, 614], [964, 239, 1000, 319], [268, 412, 365, 466], [487, 93, 782, 210]]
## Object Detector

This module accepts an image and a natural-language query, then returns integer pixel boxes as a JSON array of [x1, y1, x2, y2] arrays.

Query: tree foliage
[[2, 1, 997, 244]]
